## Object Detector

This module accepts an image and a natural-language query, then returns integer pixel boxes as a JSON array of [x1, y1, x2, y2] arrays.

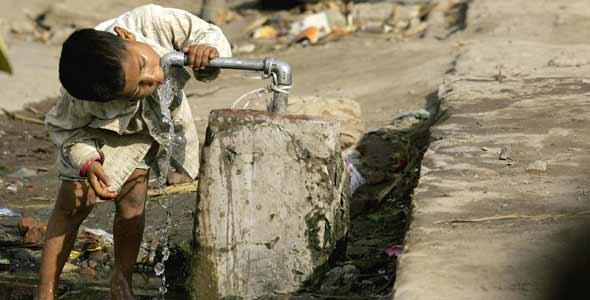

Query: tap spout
[[160, 51, 187, 68]]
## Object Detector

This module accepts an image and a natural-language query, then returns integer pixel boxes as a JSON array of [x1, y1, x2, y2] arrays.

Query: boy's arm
[[45, 93, 117, 199], [46, 95, 102, 175]]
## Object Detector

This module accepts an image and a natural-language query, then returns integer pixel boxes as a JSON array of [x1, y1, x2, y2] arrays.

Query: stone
[[319, 264, 359, 295], [191, 109, 350, 300], [251, 96, 365, 150], [6, 184, 18, 193], [17, 216, 48, 244], [351, 3, 397, 26], [526, 160, 547, 173], [391, 5, 422, 24], [323, 7, 347, 29], [166, 170, 193, 185], [347, 128, 419, 214], [288, 96, 365, 150], [320, 266, 344, 294], [8, 167, 37, 178], [8, 248, 34, 264], [10, 20, 35, 35]]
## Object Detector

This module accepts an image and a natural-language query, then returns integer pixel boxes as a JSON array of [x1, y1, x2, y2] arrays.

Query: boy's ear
[[114, 26, 136, 41]]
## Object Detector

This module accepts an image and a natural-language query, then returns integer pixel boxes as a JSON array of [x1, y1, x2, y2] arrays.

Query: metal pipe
[[208, 57, 266, 71], [160, 52, 292, 114], [160, 51, 186, 69]]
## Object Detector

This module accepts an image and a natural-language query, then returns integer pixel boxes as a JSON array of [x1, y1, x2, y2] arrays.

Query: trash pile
[[63, 227, 114, 279], [0, 212, 105, 277], [5, 0, 468, 51], [231, 0, 469, 54], [0, 209, 178, 282]]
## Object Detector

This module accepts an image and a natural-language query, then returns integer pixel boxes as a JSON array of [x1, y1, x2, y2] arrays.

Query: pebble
[[526, 160, 547, 173], [499, 146, 512, 160], [6, 184, 18, 193], [341, 264, 359, 281]]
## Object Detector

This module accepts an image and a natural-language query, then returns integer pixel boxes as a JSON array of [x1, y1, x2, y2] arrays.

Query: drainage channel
[[288, 92, 442, 300]]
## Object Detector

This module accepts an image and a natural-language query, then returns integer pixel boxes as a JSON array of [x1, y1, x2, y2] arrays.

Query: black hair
[[59, 29, 127, 101]]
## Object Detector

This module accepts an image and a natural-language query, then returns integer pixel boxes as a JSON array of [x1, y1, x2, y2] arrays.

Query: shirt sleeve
[[45, 90, 103, 173]]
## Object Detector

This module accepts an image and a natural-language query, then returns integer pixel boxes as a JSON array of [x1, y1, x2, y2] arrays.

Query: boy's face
[[115, 27, 164, 100]]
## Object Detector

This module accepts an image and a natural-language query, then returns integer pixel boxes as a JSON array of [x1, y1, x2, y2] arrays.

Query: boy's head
[[59, 27, 164, 102]]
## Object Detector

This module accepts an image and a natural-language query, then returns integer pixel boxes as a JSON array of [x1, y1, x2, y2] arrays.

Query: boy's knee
[[120, 190, 146, 210], [117, 169, 148, 217], [56, 181, 96, 218], [116, 192, 145, 219]]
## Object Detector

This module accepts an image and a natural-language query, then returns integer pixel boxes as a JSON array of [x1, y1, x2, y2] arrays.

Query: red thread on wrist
[[80, 158, 104, 177]]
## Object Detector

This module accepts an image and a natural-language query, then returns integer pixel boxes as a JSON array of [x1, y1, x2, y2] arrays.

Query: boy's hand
[[183, 45, 219, 70], [87, 162, 118, 200]]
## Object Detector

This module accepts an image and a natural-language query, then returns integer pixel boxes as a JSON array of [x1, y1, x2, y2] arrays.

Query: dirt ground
[[0, 0, 467, 299]]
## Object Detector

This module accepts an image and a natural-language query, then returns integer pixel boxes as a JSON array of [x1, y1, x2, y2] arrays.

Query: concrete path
[[393, 1, 590, 299]]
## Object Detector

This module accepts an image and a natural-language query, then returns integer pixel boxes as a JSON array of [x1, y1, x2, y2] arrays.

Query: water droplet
[[154, 262, 165, 276], [162, 248, 171, 260], [159, 286, 168, 294]]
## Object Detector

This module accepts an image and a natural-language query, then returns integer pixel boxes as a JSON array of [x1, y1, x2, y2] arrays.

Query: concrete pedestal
[[191, 109, 350, 300]]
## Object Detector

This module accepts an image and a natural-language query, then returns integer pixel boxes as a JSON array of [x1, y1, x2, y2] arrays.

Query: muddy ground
[[0, 0, 469, 299]]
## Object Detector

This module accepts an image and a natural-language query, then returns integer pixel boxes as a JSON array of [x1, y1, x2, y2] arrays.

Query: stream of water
[[153, 64, 179, 299]]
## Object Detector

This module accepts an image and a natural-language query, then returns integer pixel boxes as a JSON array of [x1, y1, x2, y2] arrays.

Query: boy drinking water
[[38, 5, 231, 299]]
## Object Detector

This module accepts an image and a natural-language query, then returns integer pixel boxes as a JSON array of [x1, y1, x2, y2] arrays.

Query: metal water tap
[[160, 52, 292, 114]]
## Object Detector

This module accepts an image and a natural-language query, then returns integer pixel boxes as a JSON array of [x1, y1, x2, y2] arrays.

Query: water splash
[[157, 64, 178, 187], [152, 64, 178, 300]]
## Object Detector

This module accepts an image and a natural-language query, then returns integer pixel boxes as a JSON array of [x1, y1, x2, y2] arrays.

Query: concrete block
[[191, 109, 350, 300], [247, 95, 366, 150]]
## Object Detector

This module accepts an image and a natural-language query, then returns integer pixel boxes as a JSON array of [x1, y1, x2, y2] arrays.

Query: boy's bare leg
[[111, 168, 148, 300], [38, 181, 96, 300]]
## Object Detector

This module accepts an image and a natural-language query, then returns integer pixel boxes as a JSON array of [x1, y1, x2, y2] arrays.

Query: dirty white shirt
[[45, 4, 232, 191]]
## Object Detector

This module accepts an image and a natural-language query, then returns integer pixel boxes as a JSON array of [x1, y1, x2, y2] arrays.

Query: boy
[[38, 4, 231, 300]]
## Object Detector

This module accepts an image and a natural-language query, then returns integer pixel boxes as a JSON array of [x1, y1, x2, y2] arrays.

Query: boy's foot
[[111, 271, 136, 300]]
